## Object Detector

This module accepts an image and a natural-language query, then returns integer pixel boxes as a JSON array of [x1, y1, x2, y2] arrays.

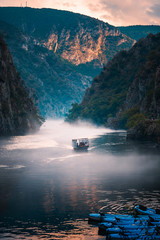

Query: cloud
[[147, 3, 160, 18], [87, 3, 102, 12], [88, 0, 160, 26], [99, 0, 147, 25], [62, 2, 77, 8], [0, 0, 160, 26]]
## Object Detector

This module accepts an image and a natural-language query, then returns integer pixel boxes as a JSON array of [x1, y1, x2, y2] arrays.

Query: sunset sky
[[0, 0, 160, 26]]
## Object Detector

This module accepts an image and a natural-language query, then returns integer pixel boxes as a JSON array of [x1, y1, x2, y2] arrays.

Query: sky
[[0, 0, 160, 26]]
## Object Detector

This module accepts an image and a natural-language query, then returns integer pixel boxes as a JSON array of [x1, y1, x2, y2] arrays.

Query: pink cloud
[[86, 0, 160, 25], [0, 0, 160, 26]]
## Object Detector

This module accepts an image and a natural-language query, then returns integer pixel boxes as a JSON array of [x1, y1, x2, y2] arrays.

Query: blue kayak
[[108, 234, 160, 240], [107, 233, 141, 239], [89, 212, 150, 222], [107, 230, 159, 240], [88, 213, 133, 222], [134, 205, 160, 218], [99, 221, 144, 233], [106, 226, 156, 234]]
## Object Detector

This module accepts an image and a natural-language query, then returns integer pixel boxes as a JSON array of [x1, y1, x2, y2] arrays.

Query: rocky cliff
[[0, 7, 135, 117], [123, 41, 160, 118], [121, 34, 160, 141], [0, 37, 43, 136], [0, 19, 92, 117], [66, 33, 160, 142], [43, 20, 133, 68]]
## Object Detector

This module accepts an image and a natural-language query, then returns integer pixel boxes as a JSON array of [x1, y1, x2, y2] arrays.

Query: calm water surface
[[0, 120, 160, 239]]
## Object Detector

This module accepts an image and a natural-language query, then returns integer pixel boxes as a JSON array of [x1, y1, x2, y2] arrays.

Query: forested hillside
[[66, 33, 160, 138], [118, 25, 160, 41]]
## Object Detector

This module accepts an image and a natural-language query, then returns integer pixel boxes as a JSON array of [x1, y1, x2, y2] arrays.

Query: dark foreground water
[[0, 120, 160, 240]]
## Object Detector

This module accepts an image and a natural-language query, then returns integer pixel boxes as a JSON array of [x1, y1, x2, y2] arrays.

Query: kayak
[[88, 213, 115, 222], [89, 212, 150, 222], [99, 221, 141, 234], [134, 205, 160, 218], [107, 233, 141, 239], [89, 209, 160, 239], [107, 230, 159, 240], [98, 216, 148, 232], [118, 223, 154, 230], [107, 234, 160, 240], [88, 213, 132, 222], [106, 226, 156, 234]]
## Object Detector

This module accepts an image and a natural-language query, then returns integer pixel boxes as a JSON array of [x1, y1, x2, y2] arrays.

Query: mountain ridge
[[118, 25, 160, 41], [0, 7, 135, 68], [0, 7, 135, 117]]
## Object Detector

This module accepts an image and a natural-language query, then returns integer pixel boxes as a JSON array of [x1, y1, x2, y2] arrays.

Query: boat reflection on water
[[72, 138, 89, 151]]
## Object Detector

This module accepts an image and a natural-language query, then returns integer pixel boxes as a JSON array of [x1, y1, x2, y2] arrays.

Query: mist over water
[[0, 120, 160, 239]]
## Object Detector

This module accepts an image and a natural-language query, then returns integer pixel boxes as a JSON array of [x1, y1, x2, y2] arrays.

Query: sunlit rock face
[[0, 7, 135, 69], [43, 22, 133, 68], [0, 37, 43, 136], [44, 26, 123, 67]]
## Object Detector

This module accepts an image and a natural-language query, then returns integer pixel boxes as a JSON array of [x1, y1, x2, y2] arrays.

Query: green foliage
[[65, 103, 82, 122], [119, 107, 140, 129], [126, 113, 146, 129], [66, 81, 128, 124], [118, 108, 147, 130]]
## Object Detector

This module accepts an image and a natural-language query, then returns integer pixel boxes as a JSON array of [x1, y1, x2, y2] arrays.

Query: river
[[0, 120, 160, 239]]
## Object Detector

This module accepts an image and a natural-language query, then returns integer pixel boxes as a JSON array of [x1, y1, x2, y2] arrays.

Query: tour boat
[[72, 138, 89, 150]]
